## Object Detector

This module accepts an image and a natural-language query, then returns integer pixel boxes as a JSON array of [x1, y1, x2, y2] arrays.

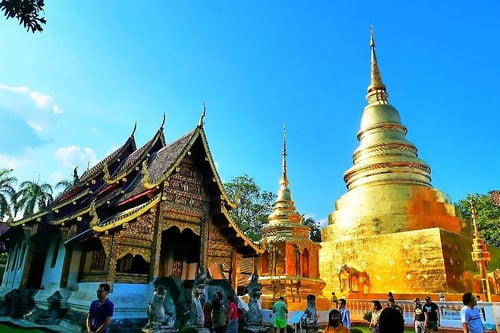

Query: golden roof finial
[[367, 25, 389, 104], [281, 123, 289, 188]]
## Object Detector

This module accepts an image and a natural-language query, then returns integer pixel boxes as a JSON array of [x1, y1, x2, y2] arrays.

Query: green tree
[[224, 174, 275, 241], [456, 193, 500, 247], [0, 0, 46, 33], [54, 166, 79, 197], [0, 168, 17, 221], [303, 216, 322, 242], [15, 179, 53, 218]]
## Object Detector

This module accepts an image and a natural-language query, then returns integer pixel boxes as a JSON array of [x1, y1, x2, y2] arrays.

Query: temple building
[[0, 113, 262, 329], [320, 29, 500, 296], [256, 126, 329, 311]]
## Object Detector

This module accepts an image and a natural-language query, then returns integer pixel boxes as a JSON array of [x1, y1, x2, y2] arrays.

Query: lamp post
[[469, 196, 491, 302]]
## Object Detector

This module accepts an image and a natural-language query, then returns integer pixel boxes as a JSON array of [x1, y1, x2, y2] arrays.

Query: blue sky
[[1, 1, 499, 226]]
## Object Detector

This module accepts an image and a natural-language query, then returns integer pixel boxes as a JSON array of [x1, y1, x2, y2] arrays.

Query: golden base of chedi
[[320, 227, 500, 296]]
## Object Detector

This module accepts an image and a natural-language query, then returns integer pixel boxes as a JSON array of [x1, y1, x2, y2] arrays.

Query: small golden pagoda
[[257, 125, 329, 311], [320, 28, 498, 296]]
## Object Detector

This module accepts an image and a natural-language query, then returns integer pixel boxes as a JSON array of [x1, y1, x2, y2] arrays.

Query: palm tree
[[54, 166, 79, 199], [0, 168, 17, 221], [15, 179, 53, 219]]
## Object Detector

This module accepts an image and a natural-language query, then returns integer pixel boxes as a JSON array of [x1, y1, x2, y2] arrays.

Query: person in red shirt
[[226, 294, 239, 333]]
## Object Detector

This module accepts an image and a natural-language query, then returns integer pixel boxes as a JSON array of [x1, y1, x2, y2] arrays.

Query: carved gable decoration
[[163, 159, 206, 213], [162, 158, 207, 235]]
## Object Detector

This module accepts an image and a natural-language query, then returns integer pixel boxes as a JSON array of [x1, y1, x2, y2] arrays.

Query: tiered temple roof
[[4, 115, 260, 257]]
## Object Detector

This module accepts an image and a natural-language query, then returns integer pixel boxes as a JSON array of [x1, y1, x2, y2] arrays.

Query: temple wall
[[67, 246, 82, 289], [40, 235, 65, 289], [1, 240, 28, 288], [1, 242, 17, 288]]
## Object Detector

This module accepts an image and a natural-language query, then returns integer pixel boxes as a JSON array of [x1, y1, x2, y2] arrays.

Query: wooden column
[[149, 205, 162, 281]]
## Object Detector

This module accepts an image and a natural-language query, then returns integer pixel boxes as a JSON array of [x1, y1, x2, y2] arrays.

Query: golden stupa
[[257, 125, 330, 311], [320, 28, 499, 297]]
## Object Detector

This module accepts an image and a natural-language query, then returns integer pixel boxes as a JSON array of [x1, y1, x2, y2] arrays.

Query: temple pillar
[[20, 241, 33, 288], [20, 225, 38, 288], [102, 234, 117, 290], [59, 225, 76, 288], [150, 205, 162, 280], [231, 251, 241, 291]]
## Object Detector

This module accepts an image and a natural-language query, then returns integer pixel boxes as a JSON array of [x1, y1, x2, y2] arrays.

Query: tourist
[[378, 307, 404, 333], [369, 300, 382, 333], [439, 292, 446, 302], [423, 296, 440, 332], [325, 309, 350, 333], [331, 292, 338, 308], [338, 298, 351, 329], [226, 294, 239, 333], [256, 294, 263, 310], [211, 291, 226, 333], [272, 296, 288, 333], [461, 292, 484, 333], [413, 297, 425, 333], [387, 297, 403, 314], [86, 283, 114, 333], [475, 295, 485, 321]]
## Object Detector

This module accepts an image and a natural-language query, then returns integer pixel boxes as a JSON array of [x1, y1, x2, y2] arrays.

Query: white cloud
[[55, 145, 97, 170], [30, 91, 52, 109], [0, 84, 63, 134], [318, 217, 328, 227], [53, 105, 63, 114], [303, 213, 328, 227], [0, 154, 30, 171], [0, 85, 29, 93]]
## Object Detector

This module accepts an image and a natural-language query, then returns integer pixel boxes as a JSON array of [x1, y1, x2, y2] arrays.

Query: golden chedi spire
[[266, 123, 303, 226], [322, 27, 467, 241], [367, 25, 388, 104], [344, 26, 432, 190], [259, 124, 327, 310], [319, 28, 479, 297]]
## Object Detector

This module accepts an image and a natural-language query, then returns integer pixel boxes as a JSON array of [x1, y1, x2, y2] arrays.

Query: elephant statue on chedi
[[338, 264, 371, 293]]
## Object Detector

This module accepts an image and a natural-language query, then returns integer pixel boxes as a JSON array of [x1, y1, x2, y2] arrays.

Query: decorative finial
[[131, 122, 137, 137], [73, 166, 79, 183], [198, 102, 206, 128], [160, 113, 166, 129], [281, 123, 289, 187], [469, 195, 480, 238], [367, 25, 389, 104]]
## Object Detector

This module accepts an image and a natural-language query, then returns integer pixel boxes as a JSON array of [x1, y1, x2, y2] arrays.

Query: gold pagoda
[[257, 125, 329, 311], [320, 28, 499, 296]]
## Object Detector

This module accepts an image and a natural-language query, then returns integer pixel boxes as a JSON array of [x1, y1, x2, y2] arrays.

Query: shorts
[[427, 320, 438, 331], [273, 317, 287, 328]]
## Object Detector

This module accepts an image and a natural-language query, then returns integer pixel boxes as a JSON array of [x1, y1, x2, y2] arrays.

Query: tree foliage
[[0, 0, 46, 33], [303, 216, 322, 242], [456, 193, 500, 247], [0, 168, 17, 221], [54, 166, 79, 199], [15, 179, 53, 218], [224, 174, 275, 242]]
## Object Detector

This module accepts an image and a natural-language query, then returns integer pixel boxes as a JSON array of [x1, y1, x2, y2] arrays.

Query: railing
[[346, 299, 498, 331]]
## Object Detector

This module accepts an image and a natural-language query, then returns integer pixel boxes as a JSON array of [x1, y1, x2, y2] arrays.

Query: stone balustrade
[[346, 299, 498, 331]]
